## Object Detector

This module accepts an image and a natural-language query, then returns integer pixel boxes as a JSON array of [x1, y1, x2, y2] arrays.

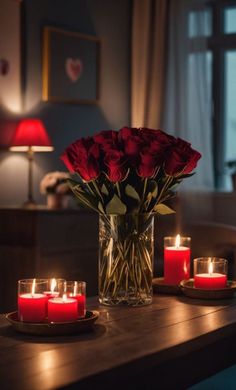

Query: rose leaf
[[106, 194, 127, 214], [98, 201, 105, 214], [153, 203, 175, 215], [125, 184, 140, 201], [101, 184, 109, 196]]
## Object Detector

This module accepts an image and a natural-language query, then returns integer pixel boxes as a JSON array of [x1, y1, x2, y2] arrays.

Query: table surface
[[1, 294, 236, 390]]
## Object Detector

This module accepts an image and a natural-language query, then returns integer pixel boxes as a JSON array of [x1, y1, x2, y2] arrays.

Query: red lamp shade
[[10, 119, 54, 152]]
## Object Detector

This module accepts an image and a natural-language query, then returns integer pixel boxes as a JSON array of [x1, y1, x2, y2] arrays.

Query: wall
[[0, 0, 131, 206]]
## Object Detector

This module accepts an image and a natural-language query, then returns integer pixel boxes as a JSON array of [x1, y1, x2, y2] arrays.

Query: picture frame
[[42, 26, 100, 104], [0, 0, 22, 113]]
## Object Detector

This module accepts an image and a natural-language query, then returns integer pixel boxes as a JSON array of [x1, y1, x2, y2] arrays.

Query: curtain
[[163, 0, 214, 190], [131, 0, 168, 128]]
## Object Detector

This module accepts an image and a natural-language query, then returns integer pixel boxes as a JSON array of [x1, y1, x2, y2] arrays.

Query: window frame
[[188, 0, 236, 189]]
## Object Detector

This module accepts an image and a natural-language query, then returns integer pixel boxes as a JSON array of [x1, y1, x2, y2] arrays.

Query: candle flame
[[32, 278, 36, 296], [175, 234, 180, 248], [62, 293, 67, 302], [209, 262, 213, 275], [73, 281, 78, 297], [50, 278, 56, 293]]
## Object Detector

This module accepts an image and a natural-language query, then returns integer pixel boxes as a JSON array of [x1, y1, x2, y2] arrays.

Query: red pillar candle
[[18, 294, 47, 322], [77, 294, 86, 318], [164, 235, 191, 285], [194, 273, 227, 289], [18, 278, 48, 322], [194, 258, 228, 289], [65, 281, 86, 318], [48, 296, 78, 323]]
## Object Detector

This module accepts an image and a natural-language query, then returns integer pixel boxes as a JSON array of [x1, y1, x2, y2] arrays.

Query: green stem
[[155, 176, 173, 205], [72, 188, 98, 213], [143, 177, 148, 199], [116, 182, 121, 198], [92, 180, 104, 202]]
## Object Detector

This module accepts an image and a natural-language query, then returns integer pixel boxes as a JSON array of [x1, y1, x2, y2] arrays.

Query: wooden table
[[1, 295, 236, 389]]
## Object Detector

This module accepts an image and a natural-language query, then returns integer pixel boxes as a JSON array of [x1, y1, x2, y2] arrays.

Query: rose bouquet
[[61, 127, 201, 306]]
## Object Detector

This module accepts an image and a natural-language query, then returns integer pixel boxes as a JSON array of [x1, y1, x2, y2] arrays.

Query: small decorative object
[[61, 127, 201, 306], [164, 234, 191, 285], [18, 279, 48, 322], [40, 171, 70, 209], [6, 310, 99, 335], [10, 119, 54, 208], [194, 257, 228, 289], [180, 279, 236, 300], [65, 281, 86, 318]]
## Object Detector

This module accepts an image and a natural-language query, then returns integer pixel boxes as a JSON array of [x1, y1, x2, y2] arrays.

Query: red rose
[[124, 135, 144, 162], [93, 130, 119, 151], [118, 126, 140, 141], [104, 149, 128, 182], [141, 128, 175, 145], [137, 148, 158, 178], [61, 137, 100, 181], [164, 138, 201, 176]]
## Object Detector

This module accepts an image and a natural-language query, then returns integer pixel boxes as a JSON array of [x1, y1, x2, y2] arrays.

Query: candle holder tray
[[152, 277, 182, 295], [180, 279, 236, 299], [5, 310, 99, 336]]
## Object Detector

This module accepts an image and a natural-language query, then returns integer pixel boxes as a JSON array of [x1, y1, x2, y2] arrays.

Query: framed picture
[[42, 27, 100, 104], [0, 0, 22, 113]]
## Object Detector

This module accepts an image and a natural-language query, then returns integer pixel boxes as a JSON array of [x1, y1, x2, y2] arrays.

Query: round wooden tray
[[152, 277, 182, 295], [6, 310, 99, 336], [180, 279, 236, 300]]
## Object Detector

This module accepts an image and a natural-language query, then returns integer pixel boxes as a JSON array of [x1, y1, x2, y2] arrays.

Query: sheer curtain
[[131, 0, 214, 190], [163, 0, 214, 190]]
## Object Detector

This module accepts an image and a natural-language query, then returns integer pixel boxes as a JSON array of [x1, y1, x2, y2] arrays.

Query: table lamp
[[9, 119, 54, 207]]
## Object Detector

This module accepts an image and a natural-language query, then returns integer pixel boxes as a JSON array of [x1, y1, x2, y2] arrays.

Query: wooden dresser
[[0, 208, 99, 312]]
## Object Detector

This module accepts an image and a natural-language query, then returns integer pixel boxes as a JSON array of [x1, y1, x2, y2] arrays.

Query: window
[[188, 1, 236, 190], [224, 50, 236, 162], [224, 6, 236, 33], [188, 9, 212, 37]]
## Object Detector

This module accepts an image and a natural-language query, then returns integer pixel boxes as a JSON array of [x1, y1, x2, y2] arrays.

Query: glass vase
[[99, 213, 154, 306]]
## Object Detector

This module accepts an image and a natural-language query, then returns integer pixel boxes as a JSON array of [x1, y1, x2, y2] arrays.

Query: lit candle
[[48, 294, 78, 323], [164, 234, 191, 285], [18, 279, 47, 322], [77, 294, 86, 318], [194, 261, 227, 289], [67, 281, 86, 318], [43, 278, 60, 299]]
